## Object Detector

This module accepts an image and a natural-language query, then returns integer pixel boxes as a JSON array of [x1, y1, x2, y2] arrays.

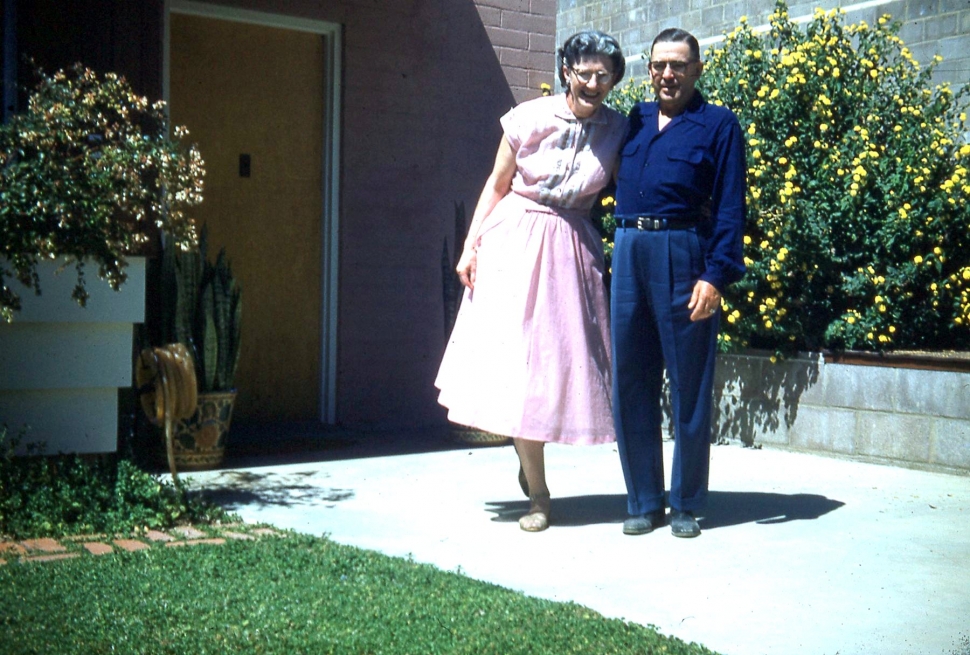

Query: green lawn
[[0, 532, 719, 655]]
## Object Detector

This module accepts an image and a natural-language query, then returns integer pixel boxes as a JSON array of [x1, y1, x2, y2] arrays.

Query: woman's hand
[[456, 137, 515, 291], [456, 247, 478, 290]]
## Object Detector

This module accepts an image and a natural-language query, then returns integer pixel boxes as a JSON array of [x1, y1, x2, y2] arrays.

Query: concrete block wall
[[712, 352, 970, 474], [557, 0, 970, 90], [476, 0, 558, 103]]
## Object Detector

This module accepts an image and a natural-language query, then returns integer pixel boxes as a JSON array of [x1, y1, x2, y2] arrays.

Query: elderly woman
[[435, 31, 628, 532]]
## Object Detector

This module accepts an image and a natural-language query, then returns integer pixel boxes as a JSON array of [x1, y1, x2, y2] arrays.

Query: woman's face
[[563, 54, 616, 119]]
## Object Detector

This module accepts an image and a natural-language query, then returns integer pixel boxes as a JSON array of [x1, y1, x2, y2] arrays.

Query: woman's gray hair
[[557, 30, 625, 87]]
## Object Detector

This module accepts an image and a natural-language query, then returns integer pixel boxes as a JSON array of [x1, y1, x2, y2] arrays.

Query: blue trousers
[[610, 227, 719, 515]]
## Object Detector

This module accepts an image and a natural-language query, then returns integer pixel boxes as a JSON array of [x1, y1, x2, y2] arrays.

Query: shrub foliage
[[602, 2, 970, 355], [0, 63, 204, 321], [0, 427, 228, 539]]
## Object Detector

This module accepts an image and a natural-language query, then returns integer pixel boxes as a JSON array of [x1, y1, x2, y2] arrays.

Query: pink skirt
[[435, 193, 615, 445]]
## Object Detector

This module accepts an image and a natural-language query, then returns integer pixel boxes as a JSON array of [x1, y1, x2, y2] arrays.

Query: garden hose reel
[[136, 344, 198, 484]]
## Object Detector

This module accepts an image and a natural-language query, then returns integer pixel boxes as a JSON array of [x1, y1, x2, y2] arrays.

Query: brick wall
[[558, 0, 970, 91], [476, 0, 558, 103]]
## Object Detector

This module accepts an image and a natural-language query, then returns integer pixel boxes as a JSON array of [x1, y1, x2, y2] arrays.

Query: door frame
[[163, 0, 341, 423]]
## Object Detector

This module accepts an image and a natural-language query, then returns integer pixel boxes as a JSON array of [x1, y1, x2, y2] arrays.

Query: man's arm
[[700, 112, 747, 294]]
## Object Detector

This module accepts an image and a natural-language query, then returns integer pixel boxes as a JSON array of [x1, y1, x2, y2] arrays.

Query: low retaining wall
[[711, 351, 970, 474]]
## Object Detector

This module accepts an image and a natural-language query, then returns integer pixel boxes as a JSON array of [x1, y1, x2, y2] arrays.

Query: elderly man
[[611, 28, 746, 538]]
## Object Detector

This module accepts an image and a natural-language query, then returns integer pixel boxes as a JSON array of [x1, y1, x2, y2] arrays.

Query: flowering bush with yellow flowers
[[0, 64, 204, 322], [601, 2, 970, 355]]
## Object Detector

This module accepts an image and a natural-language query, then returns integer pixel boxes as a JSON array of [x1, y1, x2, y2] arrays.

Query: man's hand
[[688, 280, 721, 322]]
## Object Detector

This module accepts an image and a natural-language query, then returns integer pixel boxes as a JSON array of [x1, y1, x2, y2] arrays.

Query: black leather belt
[[616, 216, 698, 231]]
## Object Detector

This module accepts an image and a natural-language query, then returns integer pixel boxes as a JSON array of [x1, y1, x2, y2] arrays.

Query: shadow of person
[[485, 490, 844, 530]]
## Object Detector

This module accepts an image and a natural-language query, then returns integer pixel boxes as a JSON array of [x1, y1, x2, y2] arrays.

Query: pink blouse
[[500, 93, 629, 213]]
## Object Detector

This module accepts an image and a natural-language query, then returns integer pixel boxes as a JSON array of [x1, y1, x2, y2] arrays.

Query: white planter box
[[0, 257, 145, 454]]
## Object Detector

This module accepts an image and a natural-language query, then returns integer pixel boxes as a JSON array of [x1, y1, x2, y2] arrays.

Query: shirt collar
[[553, 91, 610, 124], [680, 91, 706, 125], [645, 90, 707, 124]]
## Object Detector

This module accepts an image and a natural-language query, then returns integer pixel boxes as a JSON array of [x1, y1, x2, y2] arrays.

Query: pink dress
[[435, 94, 628, 445]]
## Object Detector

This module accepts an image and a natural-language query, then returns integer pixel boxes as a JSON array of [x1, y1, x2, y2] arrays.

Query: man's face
[[649, 41, 703, 114]]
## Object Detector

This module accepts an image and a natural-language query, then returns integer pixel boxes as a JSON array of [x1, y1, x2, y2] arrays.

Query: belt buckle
[[636, 217, 663, 231]]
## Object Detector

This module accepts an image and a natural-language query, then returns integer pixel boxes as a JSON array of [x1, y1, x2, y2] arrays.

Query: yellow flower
[[847, 316, 856, 324], [601, 196, 615, 207], [760, 240, 769, 249], [914, 255, 924, 264], [743, 235, 752, 245], [820, 123, 829, 132]]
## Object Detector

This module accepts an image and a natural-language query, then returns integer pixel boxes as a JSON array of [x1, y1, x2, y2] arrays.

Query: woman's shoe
[[519, 493, 551, 532], [518, 465, 529, 497]]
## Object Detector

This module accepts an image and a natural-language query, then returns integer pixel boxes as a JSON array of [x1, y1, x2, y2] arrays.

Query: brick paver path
[[0, 524, 286, 565]]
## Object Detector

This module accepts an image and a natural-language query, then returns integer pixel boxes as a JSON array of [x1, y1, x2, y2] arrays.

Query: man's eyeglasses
[[648, 60, 696, 75], [570, 67, 614, 85]]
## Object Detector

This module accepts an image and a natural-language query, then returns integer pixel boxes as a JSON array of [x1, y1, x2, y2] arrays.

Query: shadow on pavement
[[486, 491, 845, 529], [215, 422, 481, 470], [196, 469, 355, 511]]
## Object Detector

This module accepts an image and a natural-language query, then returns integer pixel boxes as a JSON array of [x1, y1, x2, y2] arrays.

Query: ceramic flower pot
[[171, 390, 237, 470]]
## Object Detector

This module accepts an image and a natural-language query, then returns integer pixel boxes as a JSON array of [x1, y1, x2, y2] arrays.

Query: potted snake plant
[[155, 226, 242, 470]]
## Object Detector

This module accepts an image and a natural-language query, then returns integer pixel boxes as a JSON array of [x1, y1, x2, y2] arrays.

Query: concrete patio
[[186, 429, 970, 655]]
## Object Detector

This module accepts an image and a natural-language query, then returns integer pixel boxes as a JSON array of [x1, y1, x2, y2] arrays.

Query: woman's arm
[[456, 137, 517, 290]]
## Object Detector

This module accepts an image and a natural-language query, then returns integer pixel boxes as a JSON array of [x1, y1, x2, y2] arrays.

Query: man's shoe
[[622, 510, 666, 535], [670, 510, 701, 538]]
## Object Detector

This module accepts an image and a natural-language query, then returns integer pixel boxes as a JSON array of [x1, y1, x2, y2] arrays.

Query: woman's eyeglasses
[[648, 60, 696, 75], [570, 67, 614, 85]]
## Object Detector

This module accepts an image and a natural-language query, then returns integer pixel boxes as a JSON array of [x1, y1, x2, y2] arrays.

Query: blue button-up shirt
[[615, 92, 747, 292]]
